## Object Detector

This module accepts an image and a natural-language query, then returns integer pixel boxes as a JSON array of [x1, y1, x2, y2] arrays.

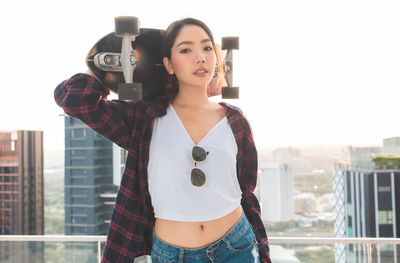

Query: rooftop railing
[[1, 235, 400, 263]]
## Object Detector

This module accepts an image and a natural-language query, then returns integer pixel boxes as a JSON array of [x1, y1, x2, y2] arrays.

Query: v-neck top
[[148, 103, 242, 221]]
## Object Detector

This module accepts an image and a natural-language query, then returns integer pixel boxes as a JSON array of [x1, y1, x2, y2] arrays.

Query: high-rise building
[[0, 130, 44, 263], [64, 116, 118, 262], [259, 163, 294, 222], [333, 164, 400, 263], [64, 115, 152, 263]]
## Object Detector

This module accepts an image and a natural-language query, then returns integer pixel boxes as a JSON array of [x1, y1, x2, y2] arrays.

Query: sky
[[0, 0, 399, 151]]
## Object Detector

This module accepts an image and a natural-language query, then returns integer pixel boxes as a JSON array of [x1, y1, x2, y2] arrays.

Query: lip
[[193, 68, 208, 74]]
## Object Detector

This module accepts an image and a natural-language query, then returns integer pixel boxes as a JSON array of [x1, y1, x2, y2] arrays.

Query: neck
[[172, 83, 210, 108]]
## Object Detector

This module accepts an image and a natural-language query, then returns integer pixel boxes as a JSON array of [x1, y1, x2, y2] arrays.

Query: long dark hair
[[161, 18, 224, 102]]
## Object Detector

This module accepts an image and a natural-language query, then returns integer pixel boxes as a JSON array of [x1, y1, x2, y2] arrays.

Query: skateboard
[[86, 16, 240, 100]]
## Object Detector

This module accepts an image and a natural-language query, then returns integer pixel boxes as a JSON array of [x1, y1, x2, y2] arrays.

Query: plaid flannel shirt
[[54, 73, 271, 263]]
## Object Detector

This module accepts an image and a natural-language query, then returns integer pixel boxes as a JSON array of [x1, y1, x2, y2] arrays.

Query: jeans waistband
[[152, 209, 252, 257]]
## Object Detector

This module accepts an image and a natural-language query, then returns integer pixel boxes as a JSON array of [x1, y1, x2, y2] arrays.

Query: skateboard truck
[[114, 16, 142, 100], [221, 37, 239, 99], [93, 16, 142, 100]]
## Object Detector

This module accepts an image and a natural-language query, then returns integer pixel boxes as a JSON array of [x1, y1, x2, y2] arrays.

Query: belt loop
[[178, 248, 184, 263]]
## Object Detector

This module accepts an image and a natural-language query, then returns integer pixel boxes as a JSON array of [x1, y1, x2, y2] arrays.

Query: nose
[[194, 51, 206, 64]]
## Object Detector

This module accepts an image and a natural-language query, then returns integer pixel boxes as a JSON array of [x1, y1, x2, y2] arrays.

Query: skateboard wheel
[[118, 83, 142, 100], [115, 16, 139, 37], [222, 87, 239, 99], [222, 37, 239, 50]]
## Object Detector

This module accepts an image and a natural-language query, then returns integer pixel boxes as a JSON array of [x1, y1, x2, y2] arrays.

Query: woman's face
[[163, 24, 217, 89]]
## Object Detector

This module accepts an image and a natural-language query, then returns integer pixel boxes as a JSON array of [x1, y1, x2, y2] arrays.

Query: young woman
[[55, 18, 271, 263]]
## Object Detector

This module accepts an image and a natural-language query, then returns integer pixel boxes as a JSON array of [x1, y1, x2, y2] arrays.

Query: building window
[[121, 149, 127, 163], [378, 210, 393, 224], [71, 197, 87, 204], [72, 217, 87, 224], [71, 159, 85, 166], [378, 186, 391, 192], [71, 178, 87, 184], [347, 203, 353, 216], [71, 150, 86, 156], [71, 188, 87, 195], [72, 207, 88, 214], [71, 226, 87, 233], [348, 226, 353, 237], [71, 168, 87, 176], [71, 129, 86, 138]]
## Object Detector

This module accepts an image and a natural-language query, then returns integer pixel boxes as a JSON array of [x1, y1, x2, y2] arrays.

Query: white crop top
[[147, 104, 242, 222]]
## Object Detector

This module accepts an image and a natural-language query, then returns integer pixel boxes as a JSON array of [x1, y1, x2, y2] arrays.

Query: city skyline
[[1, 0, 399, 151]]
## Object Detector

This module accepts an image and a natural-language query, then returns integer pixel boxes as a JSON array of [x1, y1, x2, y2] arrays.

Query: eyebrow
[[176, 39, 211, 48]]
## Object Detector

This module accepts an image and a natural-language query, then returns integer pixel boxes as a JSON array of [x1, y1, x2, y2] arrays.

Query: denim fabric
[[151, 212, 260, 263]]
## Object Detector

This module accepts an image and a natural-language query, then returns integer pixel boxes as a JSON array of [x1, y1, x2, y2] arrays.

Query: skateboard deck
[[86, 28, 224, 100]]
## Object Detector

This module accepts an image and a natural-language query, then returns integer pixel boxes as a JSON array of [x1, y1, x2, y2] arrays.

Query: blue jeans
[[151, 211, 260, 263]]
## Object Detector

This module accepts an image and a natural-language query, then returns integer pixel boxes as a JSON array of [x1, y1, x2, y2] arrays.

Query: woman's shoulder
[[218, 101, 246, 122], [218, 102, 254, 132], [218, 101, 243, 114]]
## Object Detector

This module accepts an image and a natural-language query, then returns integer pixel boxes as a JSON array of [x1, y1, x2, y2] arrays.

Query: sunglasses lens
[[192, 146, 207, 162], [191, 167, 206, 187]]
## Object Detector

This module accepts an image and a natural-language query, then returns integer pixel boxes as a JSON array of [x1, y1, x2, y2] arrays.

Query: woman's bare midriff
[[154, 205, 243, 248]]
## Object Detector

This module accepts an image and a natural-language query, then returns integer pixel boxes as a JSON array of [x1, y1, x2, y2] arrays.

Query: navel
[[200, 224, 204, 231]]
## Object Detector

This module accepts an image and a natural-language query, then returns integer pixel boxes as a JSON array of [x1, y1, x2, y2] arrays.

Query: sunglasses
[[191, 146, 209, 187]]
